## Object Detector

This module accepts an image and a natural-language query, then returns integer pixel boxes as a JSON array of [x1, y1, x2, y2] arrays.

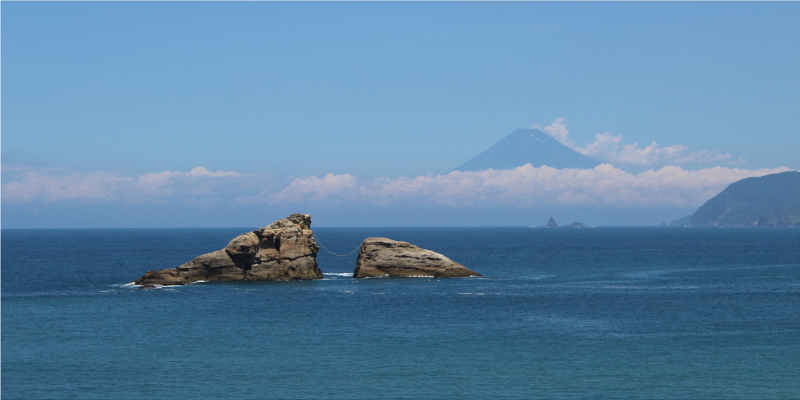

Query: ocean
[[2, 227, 799, 399]]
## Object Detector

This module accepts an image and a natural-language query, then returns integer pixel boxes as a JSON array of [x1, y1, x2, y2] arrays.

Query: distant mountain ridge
[[452, 128, 602, 172], [689, 171, 800, 227]]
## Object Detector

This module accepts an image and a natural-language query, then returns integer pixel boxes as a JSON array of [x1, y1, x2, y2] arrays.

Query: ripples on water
[[2, 227, 799, 399]]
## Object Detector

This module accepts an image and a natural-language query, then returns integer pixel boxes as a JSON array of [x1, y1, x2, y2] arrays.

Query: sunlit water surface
[[3, 227, 799, 399]]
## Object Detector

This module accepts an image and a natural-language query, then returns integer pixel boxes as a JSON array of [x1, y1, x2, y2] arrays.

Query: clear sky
[[2, 2, 799, 228]]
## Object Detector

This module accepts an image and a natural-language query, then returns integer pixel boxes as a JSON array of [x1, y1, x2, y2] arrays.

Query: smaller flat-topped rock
[[353, 237, 480, 278]]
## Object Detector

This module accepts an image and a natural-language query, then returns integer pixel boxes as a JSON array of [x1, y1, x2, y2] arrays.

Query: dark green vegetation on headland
[[689, 171, 800, 227]]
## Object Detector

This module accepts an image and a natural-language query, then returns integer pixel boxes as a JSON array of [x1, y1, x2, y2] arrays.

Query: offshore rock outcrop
[[134, 213, 322, 286], [353, 237, 481, 278]]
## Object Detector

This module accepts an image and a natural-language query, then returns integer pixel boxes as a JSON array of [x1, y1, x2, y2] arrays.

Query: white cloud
[[3, 164, 792, 211], [133, 167, 242, 200], [539, 117, 571, 144], [263, 164, 792, 209], [187, 167, 240, 178], [2, 167, 245, 203], [1, 170, 130, 202], [535, 118, 738, 167], [268, 173, 359, 204]]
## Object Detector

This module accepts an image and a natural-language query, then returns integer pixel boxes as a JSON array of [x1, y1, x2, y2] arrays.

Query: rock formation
[[545, 217, 558, 228], [134, 213, 322, 286], [353, 237, 481, 278]]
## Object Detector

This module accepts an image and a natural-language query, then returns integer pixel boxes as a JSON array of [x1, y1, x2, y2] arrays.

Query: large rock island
[[134, 213, 322, 286], [353, 237, 481, 278]]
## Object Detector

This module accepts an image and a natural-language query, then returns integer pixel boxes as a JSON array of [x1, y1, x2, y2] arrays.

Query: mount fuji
[[452, 128, 602, 172]]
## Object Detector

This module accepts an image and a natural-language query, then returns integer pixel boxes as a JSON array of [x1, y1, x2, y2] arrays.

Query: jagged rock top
[[134, 213, 321, 286], [353, 237, 481, 279]]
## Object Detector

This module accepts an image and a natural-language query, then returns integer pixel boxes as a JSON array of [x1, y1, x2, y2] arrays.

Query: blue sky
[[2, 2, 799, 228]]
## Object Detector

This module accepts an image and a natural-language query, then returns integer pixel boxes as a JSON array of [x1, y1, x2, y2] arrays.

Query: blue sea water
[[2, 227, 799, 399]]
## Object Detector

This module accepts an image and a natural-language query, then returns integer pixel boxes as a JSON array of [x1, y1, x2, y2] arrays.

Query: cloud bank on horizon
[[3, 162, 790, 211], [258, 164, 789, 209], [3, 119, 793, 226]]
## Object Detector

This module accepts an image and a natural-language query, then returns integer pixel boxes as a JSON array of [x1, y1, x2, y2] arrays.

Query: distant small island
[[540, 217, 586, 228], [667, 171, 799, 227]]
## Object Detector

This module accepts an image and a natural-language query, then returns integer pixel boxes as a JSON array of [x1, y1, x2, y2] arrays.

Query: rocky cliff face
[[134, 213, 322, 286], [353, 237, 481, 278]]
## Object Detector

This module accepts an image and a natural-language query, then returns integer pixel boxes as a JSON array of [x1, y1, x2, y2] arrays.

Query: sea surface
[[2, 227, 799, 399]]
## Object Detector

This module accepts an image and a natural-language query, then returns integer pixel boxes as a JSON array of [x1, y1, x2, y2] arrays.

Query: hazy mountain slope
[[689, 170, 800, 226], [452, 128, 602, 172]]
